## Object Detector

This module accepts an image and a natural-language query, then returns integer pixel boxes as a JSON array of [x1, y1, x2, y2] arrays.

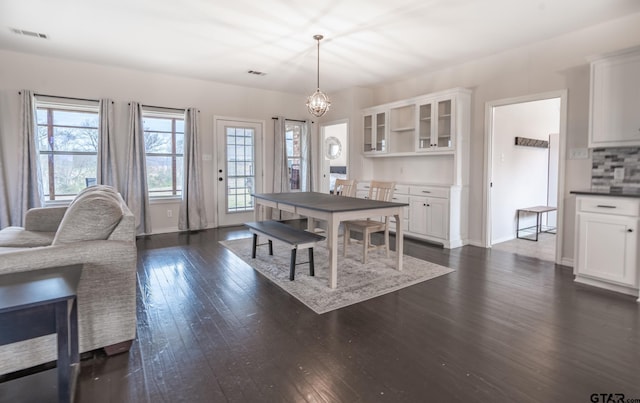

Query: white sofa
[[0, 185, 137, 375]]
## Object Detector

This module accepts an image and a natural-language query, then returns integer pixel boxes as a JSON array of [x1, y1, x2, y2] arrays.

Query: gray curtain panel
[[178, 108, 207, 231], [123, 102, 151, 235], [300, 120, 313, 192], [97, 98, 119, 190], [272, 117, 291, 219], [17, 90, 43, 226], [273, 116, 290, 193], [0, 153, 10, 229]]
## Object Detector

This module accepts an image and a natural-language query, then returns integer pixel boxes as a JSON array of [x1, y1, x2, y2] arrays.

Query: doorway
[[215, 117, 263, 227], [484, 91, 567, 263], [320, 120, 349, 194]]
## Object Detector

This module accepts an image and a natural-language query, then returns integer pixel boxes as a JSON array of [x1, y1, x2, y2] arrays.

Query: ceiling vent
[[247, 70, 267, 76], [10, 28, 48, 39]]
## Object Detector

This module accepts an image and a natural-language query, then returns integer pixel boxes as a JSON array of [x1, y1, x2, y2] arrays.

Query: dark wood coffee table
[[0, 264, 83, 403]]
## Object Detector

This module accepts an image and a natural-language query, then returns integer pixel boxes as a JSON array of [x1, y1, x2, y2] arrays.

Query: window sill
[[150, 197, 181, 205]]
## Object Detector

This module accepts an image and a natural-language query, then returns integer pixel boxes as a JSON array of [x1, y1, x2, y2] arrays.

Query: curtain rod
[[31, 92, 100, 103], [141, 103, 186, 112], [271, 117, 311, 123]]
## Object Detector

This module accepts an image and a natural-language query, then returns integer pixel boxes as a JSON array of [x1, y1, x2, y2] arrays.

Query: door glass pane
[[226, 127, 255, 213]]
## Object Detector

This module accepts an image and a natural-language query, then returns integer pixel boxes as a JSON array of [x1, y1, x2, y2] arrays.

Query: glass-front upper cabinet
[[363, 110, 387, 154], [417, 97, 455, 151], [436, 99, 453, 149], [418, 103, 432, 150]]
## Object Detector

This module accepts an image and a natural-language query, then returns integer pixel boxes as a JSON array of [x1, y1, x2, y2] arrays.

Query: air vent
[[10, 28, 48, 39], [247, 70, 266, 76]]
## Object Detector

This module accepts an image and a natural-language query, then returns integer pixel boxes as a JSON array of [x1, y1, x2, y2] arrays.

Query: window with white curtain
[[35, 97, 100, 202], [285, 121, 302, 191], [142, 109, 184, 199]]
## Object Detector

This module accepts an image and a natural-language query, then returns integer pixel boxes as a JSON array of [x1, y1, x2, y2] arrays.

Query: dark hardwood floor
[[3, 227, 640, 402]]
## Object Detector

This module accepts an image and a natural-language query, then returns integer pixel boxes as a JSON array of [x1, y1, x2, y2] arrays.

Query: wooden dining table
[[252, 192, 409, 289]]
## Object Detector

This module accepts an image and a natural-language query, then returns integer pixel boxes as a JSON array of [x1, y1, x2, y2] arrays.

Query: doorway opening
[[320, 120, 349, 194], [484, 91, 567, 263]]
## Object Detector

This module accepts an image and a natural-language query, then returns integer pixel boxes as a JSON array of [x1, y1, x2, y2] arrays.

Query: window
[[36, 99, 99, 202], [285, 121, 302, 191], [143, 111, 184, 198], [226, 126, 255, 212]]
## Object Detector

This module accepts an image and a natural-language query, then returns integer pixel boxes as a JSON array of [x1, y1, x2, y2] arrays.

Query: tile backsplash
[[591, 147, 640, 192]]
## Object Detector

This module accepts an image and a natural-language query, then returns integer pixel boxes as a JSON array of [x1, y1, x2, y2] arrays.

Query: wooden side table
[[0, 264, 82, 403]]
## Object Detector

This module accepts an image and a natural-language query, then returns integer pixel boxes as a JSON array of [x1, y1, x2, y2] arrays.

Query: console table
[[516, 206, 557, 241], [0, 264, 82, 402]]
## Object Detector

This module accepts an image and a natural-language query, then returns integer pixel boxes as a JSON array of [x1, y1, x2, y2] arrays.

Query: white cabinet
[[363, 110, 388, 154], [417, 97, 455, 151], [361, 88, 470, 157], [574, 195, 640, 299], [589, 47, 640, 148], [356, 182, 458, 247], [409, 196, 448, 240]]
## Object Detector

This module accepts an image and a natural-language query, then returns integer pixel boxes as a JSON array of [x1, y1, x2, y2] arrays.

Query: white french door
[[215, 118, 263, 227]]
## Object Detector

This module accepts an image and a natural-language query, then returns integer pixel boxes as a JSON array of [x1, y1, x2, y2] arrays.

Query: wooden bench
[[244, 221, 326, 281]]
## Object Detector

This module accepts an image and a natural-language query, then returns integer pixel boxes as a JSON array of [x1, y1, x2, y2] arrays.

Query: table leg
[[307, 217, 316, 232], [70, 298, 79, 366], [56, 301, 71, 403], [395, 212, 404, 272], [327, 215, 339, 289]]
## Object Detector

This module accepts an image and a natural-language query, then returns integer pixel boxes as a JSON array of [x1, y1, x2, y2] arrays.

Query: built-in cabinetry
[[356, 181, 465, 248], [589, 46, 640, 148], [362, 88, 469, 156], [363, 109, 388, 154], [358, 87, 471, 248], [574, 194, 639, 301]]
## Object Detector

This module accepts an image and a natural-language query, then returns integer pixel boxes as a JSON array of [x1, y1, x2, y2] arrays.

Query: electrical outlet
[[167, 209, 173, 218], [569, 148, 589, 159]]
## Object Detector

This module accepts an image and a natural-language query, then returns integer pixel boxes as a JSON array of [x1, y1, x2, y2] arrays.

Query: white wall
[[2, 12, 640, 262], [345, 12, 640, 262], [491, 98, 560, 244], [0, 49, 309, 233]]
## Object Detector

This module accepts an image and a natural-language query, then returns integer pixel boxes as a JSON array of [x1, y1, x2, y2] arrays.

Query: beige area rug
[[219, 237, 454, 314]]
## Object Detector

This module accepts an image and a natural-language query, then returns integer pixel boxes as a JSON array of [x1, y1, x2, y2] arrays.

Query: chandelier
[[306, 34, 331, 117]]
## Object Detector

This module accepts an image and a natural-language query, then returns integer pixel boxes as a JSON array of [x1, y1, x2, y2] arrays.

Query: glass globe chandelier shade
[[306, 34, 331, 118], [307, 89, 331, 117]]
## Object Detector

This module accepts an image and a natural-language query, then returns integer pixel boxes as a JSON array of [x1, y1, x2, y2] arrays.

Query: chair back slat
[[334, 179, 356, 197], [368, 181, 395, 201]]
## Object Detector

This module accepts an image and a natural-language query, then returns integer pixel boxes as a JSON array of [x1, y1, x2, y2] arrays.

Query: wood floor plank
[[3, 227, 640, 402]]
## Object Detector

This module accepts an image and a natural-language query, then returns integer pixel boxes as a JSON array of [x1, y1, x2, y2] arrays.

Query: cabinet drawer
[[393, 184, 410, 195], [410, 186, 448, 199], [391, 194, 409, 204], [357, 182, 370, 191], [577, 197, 640, 216]]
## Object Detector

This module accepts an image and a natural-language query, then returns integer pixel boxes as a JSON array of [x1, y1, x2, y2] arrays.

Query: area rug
[[219, 237, 454, 314]]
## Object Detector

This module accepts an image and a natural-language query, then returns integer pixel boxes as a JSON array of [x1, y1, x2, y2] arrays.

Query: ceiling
[[1, 0, 640, 95]]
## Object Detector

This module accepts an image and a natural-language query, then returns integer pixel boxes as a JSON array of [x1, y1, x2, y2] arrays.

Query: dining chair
[[333, 178, 356, 197], [343, 181, 395, 263]]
